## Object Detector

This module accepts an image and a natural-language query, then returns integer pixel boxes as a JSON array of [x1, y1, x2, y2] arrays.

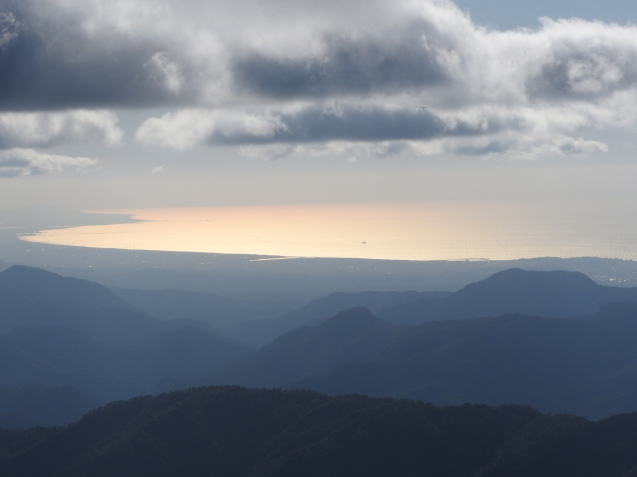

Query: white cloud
[[7, 0, 637, 159], [0, 148, 97, 178], [135, 108, 288, 149], [0, 12, 19, 49], [145, 52, 183, 94], [0, 110, 123, 149]]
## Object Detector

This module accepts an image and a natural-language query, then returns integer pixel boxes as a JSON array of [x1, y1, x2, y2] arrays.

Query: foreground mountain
[[378, 268, 637, 324], [0, 386, 636, 477]]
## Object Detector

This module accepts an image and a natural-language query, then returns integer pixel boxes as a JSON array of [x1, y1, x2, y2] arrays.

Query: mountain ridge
[[378, 268, 637, 324], [1, 386, 637, 477]]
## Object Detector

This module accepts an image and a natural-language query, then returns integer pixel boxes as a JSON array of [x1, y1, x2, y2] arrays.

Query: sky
[[1, 0, 637, 210]]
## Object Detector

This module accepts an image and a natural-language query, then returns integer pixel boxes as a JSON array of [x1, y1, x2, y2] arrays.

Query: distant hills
[[1, 386, 637, 477], [378, 268, 637, 324], [110, 287, 272, 333], [217, 308, 401, 387], [227, 290, 450, 345], [161, 306, 637, 420], [0, 266, 131, 314], [0, 266, 254, 425], [5, 265, 637, 425]]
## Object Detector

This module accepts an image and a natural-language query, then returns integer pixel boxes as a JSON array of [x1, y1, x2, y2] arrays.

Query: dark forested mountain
[[0, 266, 131, 314], [378, 268, 637, 324], [0, 386, 636, 477], [227, 290, 450, 346]]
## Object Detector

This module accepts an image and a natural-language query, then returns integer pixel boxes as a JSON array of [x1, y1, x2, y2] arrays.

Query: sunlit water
[[20, 199, 637, 261]]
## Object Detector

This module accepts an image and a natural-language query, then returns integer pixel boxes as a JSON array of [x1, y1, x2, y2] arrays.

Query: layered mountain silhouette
[[217, 308, 402, 387], [5, 264, 637, 426], [0, 266, 254, 425], [227, 290, 450, 345], [0, 323, 252, 425], [0, 266, 131, 314], [378, 268, 637, 324], [154, 303, 637, 420], [1, 386, 637, 477], [294, 310, 637, 419], [0, 265, 226, 346], [111, 287, 269, 333]]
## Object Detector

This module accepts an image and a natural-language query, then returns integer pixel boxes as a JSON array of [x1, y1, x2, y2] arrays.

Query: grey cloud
[[232, 22, 449, 99], [451, 141, 512, 156], [234, 108, 448, 144], [0, 110, 123, 149], [136, 105, 512, 149], [2, 0, 637, 161], [0, 11, 18, 48], [0, 148, 96, 177], [0, 1, 197, 110], [264, 107, 499, 143], [528, 49, 637, 100]]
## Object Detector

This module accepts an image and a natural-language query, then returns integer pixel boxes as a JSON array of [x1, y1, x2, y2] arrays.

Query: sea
[[20, 199, 637, 261]]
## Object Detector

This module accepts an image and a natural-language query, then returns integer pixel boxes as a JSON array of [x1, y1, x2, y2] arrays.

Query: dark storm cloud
[[0, 1, 195, 111], [232, 23, 449, 99]]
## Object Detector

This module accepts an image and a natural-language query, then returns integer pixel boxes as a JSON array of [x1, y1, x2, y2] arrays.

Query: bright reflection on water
[[20, 199, 637, 261]]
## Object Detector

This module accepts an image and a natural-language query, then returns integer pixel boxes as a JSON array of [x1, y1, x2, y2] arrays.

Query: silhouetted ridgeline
[[1, 386, 637, 477], [5, 265, 637, 426], [164, 305, 637, 420], [377, 268, 637, 324], [0, 265, 131, 314], [227, 289, 451, 345], [0, 266, 253, 425]]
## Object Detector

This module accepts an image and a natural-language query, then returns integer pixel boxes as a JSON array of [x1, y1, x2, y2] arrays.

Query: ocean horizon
[[20, 199, 637, 262]]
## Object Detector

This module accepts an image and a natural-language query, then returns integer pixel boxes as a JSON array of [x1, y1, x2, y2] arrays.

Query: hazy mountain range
[[2, 265, 637, 425]]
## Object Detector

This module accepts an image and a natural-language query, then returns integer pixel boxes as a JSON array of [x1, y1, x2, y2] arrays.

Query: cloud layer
[[0, 149, 96, 178], [0, 110, 122, 149], [2, 0, 637, 159]]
